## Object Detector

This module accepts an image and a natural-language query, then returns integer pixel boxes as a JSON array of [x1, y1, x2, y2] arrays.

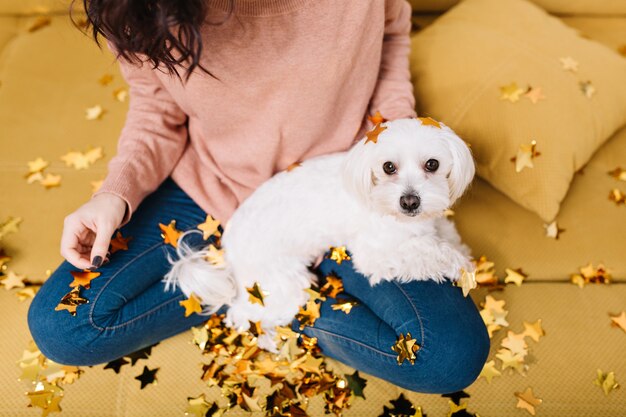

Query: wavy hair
[[71, 0, 232, 81]]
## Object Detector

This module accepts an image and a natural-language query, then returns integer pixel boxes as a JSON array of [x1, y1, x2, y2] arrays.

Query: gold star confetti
[[524, 86, 546, 104], [27, 157, 49, 173], [191, 325, 209, 351], [40, 173, 62, 189], [570, 263, 612, 287], [479, 360, 501, 383], [417, 116, 442, 128], [109, 231, 132, 254], [365, 123, 387, 144], [90, 179, 104, 193], [55, 286, 89, 316], [523, 319, 545, 342], [1, 270, 26, 290], [504, 268, 527, 286], [159, 220, 182, 248], [286, 162, 302, 172], [27, 16, 51, 32], [511, 140, 541, 172], [368, 111, 386, 125], [609, 188, 625, 205], [608, 167, 626, 182], [560, 56, 579, 72], [85, 105, 105, 120], [185, 394, 212, 417], [446, 400, 467, 416], [454, 267, 477, 297], [496, 348, 525, 374], [500, 82, 524, 103], [501, 331, 528, 356], [69, 269, 101, 289], [98, 74, 114, 86], [544, 220, 565, 239], [328, 246, 350, 264], [295, 299, 321, 329], [134, 365, 159, 389], [180, 293, 203, 317], [579, 80, 596, 99], [197, 214, 221, 240], [204, 244, 225, 267], [17, 287, 39, 301], [246, 282, 269, 306], [113, 87, 128, 102], [320, 274, 344, 298], [60, 147, 104, 170], [609, 311, 626, 334], [331, 298, 358, 314], [593, 369, 620, 395], [391, 332, 420, 365], [514, 387, 542, 415]]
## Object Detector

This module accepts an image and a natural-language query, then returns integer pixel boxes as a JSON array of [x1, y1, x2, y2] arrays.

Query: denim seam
[[88, 242, 181, 331], [392, 281, 426, 353], [307, 326, 397, 359]]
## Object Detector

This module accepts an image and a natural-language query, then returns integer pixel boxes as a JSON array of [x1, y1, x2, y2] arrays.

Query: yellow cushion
[[408, 0, 626, 15], [409, 0, 626, 222]]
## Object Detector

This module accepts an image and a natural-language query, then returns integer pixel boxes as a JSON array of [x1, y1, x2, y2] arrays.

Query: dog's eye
[[425, 159, 439, 172], [383, 161, 397, 175]]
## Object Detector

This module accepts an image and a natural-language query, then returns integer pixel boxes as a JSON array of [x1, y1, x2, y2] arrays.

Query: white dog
[[164, 118, 475, 351]]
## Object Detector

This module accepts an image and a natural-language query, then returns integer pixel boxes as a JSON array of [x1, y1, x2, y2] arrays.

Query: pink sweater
[[95, 0, 417, 225]]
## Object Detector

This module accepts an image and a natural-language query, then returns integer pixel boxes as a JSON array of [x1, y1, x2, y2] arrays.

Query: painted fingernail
[[91, 256, 103, 268]]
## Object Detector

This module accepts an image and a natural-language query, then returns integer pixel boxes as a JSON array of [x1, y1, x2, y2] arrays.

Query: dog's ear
[[443, 129, 475, 203], [342, 138, 374, 203]]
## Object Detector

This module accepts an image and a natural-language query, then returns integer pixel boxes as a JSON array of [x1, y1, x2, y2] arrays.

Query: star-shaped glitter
[[544, 221, 565, 239], [479, 360, 501, 383], [504, 268, 527, 286], [417, 116, 442, 128], [523, 86, 546, 104], [579, 80, 596, 99], [391, 332, 420, 365], [455, 267, 477, 297], [98, 74, 114, 86], [496, 348, 525, 374], [514, 387, 542, 415], [295, 299, 321, 329], [40, 173, 62, 189], [331, 298, 358, 314], [27, 157, 49, 173], [559, 56, 579, 72], [511, 140, 541, 172], [179, 293, 203, 317], [328, 246, 350, 264], [204, 244, 225, 267], [197, 215, 221, 240], [85, 105, 105, 120], [286, 162, 302, 172], [1, 270, 26, 290], [103, 357, 130, 374], [365, 123, 387, 144], [186, 394, 213, 417], [500, 82, 525, 103], [69, 269, 101, 289], [55, 286, 89, 316], [608, 167, 626, 182], [368, 111, 386, 125], [134, 365, 159, 389], [159, 220, 182, 247], [109, 231, 132, 253], [501, 331, 528, 356], [593, 369, 620, 395], [610, 311, 626, 333], [523, 319, 545, 342], [246, 282, 269, 306], [320, 274, 344, 298], [113, 87, 128, 102], [609, 188, 625, 205]]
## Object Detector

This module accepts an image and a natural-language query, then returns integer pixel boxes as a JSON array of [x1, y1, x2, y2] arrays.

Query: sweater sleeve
[[92, 44, 189, 226], [367, 0, 418, 124]]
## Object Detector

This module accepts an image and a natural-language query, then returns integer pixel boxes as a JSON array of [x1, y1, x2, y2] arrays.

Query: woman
[[27, 0, 489, 394]]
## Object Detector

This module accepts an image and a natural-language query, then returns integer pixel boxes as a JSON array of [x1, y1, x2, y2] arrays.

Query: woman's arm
[[93, 43, 189, 226], [368, 0, 418, 123]]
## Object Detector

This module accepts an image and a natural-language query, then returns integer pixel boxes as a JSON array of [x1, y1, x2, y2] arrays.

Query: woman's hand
[[60, 193, 128, 269]]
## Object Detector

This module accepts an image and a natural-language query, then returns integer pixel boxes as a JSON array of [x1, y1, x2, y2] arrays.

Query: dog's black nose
[[399, 194, 420, 211]]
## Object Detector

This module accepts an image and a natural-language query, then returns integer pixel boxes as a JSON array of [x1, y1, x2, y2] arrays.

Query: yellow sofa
[[1, 1, 625, 416]]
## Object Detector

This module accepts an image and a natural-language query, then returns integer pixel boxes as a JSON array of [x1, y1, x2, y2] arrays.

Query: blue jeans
[[27, 177, 489, 394]]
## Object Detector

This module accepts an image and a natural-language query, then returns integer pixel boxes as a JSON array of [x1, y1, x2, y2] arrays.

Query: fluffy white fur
[[164, 118, 475, 351]]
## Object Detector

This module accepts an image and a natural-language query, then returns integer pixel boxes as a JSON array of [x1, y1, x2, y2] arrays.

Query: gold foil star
[[365, 123, 387, 144], [571, 263, 612, 287], [501, 331, 528, 356], [295, 299, 321, 329], [27, 157, 49, 173], [524, 86, 546, 104], [500, 82, 525, 102], [483, 294, 506, 313], [328, 246, 350, 264], [560, 56, 579, 72], [455, 267, 477, 297], [320, 274, 344, 298], [417, 116, 442, 128], [593, 369, 620, 395], [609, 311, 626, 334], [55, 286, 89, 316], [113, 87, 128, 102], [446, 400, 467, 416], [368, 111, 386, 125], [479, 360, 501, 383], [109, 231, 132, 254], [523, 319, 545, 342], [496, 348, 525, 374], [40, 173, 62, 189], [180, 293, 203, 317], [159, 220, 182, 247], [1, 271, 26, 290], [185, 394, 212, 417], [391, 332, 420, 365], [246, 282, 269, 306], [191, 325, 209, 350], [197, 215, 221, 240], [98, 74, 114, 86], [69, 269, 101, 289], [504, 268, 527, 286], [0, 216, 23, 239], [331, 298, 358, 314], [579, 80, 596, 98], [544, 221, 565, 239], [204, 244, 225, 267], [608, 167, 626, 182], [286, 162, 302, 172], [511, 140, 541, 172], [60, 147, 103, 170], [85, 105, 105, 120], [609, 188, 626, 205], [514, 387, 543, 415]]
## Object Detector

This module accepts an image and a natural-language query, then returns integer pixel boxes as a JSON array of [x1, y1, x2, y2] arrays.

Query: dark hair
[[70, 0, 231, 81]]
